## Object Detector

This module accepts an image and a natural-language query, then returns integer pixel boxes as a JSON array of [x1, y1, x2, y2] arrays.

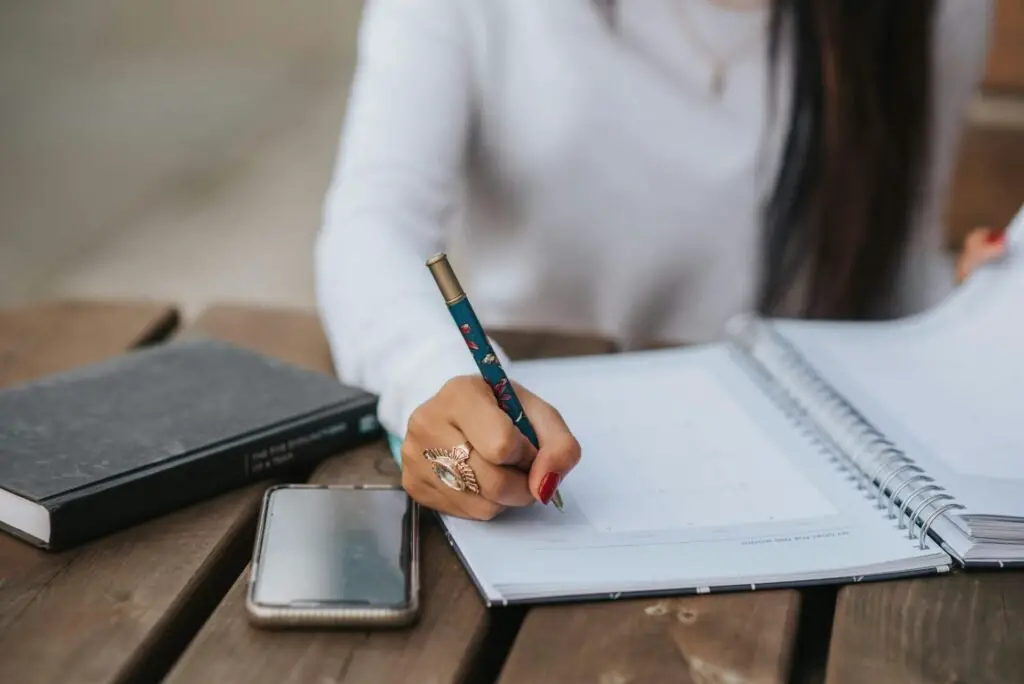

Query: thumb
[[515, 383, 582, 505]]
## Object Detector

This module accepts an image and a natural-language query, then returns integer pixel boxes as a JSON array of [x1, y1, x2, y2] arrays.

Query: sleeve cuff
[[375, 335, 513, 445]]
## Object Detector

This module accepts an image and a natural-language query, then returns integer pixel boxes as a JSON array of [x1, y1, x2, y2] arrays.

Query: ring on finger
[[423, 442, 481, 495]]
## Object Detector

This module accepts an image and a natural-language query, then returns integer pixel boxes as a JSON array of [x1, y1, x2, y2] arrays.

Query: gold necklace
[[708, 0, 767, 10], [673, 0, 768, 99]]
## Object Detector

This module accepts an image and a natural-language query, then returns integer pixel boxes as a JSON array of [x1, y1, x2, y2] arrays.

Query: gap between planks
[[0, 302, 331, 684], [162, 328, 616, 684]]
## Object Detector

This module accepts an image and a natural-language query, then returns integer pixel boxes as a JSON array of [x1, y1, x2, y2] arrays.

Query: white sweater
[[315, 0, 992, 437]]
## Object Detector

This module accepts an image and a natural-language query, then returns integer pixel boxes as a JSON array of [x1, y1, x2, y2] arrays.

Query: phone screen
[[252, 486, 414, 608]]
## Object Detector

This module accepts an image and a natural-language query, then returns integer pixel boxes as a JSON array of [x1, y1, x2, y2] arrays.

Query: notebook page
[[525, 353, 838, 534], [437, 344, 950, 604], [771, 205, 1024, 519]]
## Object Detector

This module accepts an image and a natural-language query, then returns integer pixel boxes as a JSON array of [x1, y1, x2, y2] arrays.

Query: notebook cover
[[0, 338, 381, 549]]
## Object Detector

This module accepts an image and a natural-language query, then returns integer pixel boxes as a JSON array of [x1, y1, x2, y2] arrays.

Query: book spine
[[44, 401, 381, 551], [726, 315, 963, 555]]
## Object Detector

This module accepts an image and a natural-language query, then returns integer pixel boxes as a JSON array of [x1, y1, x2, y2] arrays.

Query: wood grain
[[946, 124, 1024, 248], [983, 0, 1024, 92], [164, 444, 499, 684], [163, 330, 617, 684], [499, 591, 801, 684], [494, 332, 802, 684], [826, 572, 1024, 684], [490, 329, 618, 360], [0, 298, 178, 386], [0, 300, 179, 634], [177, 304, 335, 373], [0, 304, 333, 684]]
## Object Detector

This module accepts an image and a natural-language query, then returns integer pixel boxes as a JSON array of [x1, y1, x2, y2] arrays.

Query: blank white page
[[520, 350, 838, 535], [437, 344, 949, 605], [772, 205, 1024, 515]]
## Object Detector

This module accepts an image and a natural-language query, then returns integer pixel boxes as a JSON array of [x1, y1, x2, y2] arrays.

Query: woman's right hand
[[400, 375, 581, 520]]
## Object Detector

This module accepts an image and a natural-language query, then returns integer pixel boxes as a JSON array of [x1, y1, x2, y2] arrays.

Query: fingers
[[400, 433, 508, 520], [516, 383, 582, 503], [400, 462, 488, 519], [403, 386, 536, 518], [957, 226, 1006, 284], [436, 377, 535, 468], [402, 374, 582, 516]]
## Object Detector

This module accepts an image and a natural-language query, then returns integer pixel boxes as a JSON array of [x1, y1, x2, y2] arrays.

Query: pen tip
[[552, 490, 564, 512]]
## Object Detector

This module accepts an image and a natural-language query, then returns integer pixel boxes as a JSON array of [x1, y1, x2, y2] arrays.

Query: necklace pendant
[[709, 66, 725, 99]]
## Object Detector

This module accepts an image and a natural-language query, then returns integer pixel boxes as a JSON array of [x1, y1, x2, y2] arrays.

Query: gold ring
[[423, 442, 480, 495]]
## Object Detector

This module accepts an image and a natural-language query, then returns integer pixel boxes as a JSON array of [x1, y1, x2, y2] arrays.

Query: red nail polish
[[538, 473, 560, 505], [985, 231, 1006, 246]]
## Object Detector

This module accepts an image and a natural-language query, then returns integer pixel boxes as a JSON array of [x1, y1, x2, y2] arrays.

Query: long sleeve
[[314, 0, 508, 437], [891, 0, 994, 315]]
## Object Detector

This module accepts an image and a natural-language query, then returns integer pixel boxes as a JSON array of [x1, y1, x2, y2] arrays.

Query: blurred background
[[1, 0, 1022, 320]]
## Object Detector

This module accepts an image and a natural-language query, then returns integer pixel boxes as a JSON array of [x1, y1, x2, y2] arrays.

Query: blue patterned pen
[[426, 253, 564, 511]]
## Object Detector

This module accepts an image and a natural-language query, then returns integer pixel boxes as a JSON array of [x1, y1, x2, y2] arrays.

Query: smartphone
[[245, 483, 419, 628]]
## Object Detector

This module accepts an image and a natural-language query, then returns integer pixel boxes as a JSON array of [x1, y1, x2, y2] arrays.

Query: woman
[[315, 0, 1004, 521]]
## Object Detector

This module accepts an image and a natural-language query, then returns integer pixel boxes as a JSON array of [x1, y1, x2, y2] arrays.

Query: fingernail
[[538, 473, 561, 505], [985, 230, 1005, 246]]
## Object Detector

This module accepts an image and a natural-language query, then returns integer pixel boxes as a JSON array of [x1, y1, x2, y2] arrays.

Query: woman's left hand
[[956, 225, 1007, 284]]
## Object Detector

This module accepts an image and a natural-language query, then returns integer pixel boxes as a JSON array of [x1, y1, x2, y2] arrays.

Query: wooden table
[[2, 298, 1023, 684]]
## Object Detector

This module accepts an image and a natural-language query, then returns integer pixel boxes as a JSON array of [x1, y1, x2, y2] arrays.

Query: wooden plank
[[499, 592, 801, 684], [0, 304, 333, 684], [164, 331, 617, 684], [946, 124, 1024, 248], [0, 299, 179, 629], [497, 336, 802, 684], [825, 572, 1024, 684], [163, 444, 498, 684], [983, 0, 1024, 93], [175, 304, 336, 372], [491, 328, 619, 360], [0, 298, 178, 386]]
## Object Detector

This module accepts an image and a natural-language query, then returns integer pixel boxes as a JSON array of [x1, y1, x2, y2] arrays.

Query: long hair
[[597, 0, 936, 319]]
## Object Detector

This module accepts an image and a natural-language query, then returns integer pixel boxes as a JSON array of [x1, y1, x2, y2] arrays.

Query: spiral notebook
[[399, 206, 1024, 607]]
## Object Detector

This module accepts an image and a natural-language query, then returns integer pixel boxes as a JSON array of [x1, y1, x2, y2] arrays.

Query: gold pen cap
[[426, 252, 466, 304]]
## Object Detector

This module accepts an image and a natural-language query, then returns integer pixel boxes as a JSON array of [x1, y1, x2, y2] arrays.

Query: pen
[[426, 252, 564, 511]]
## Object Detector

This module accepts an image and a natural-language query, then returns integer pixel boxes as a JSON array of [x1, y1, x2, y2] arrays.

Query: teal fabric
[[387, 431, 403, 467]]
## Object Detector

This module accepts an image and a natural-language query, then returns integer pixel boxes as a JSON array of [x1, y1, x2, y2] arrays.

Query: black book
[[0, 338, 381, 550]]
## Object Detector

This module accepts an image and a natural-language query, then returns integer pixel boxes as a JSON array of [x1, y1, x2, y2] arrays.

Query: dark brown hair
[[597, 0, 936, 319]]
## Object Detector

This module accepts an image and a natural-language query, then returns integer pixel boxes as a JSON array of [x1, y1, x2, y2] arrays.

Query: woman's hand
[[400, 375, 581, 520], [956, 225, 1007, 284]]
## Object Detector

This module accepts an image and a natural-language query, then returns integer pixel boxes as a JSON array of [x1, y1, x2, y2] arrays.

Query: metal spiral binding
[[729, 316, 964, 550]]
